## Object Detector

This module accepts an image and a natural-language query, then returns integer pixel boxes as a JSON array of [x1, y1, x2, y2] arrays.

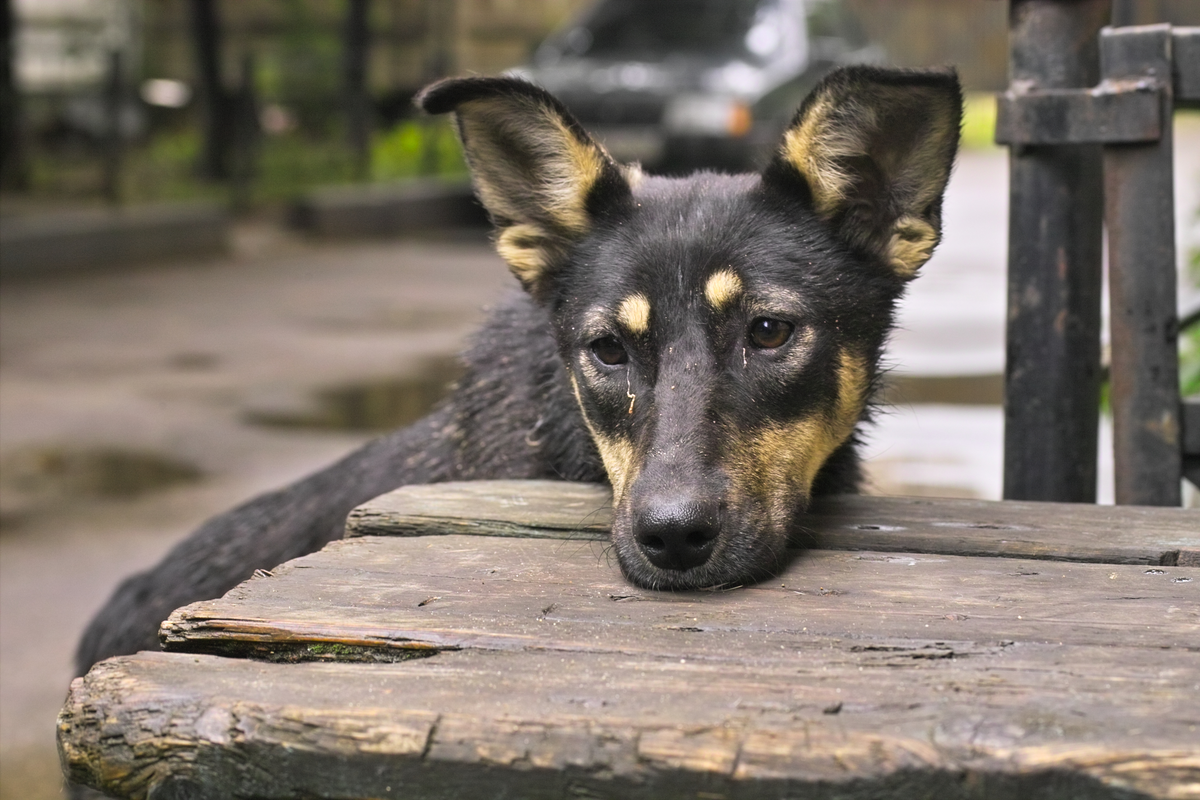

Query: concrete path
[[1, 228, 512, 799]]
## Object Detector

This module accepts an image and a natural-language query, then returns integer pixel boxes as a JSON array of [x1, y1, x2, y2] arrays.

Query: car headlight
[[663, 95, 753, 137]]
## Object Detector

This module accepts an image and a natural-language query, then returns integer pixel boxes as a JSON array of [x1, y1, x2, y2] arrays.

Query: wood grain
[[346, 480, 615, 540], [61, 641, 1200, 799], [346, 481, 1199, 565], [160, 535, 1200, 656], [135, 535, 1200, 798], [60, 482, 1200, 799]]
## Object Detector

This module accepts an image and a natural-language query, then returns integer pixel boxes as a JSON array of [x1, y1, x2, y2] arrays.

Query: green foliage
[[123, 129, 225, 205], [372, 120, 467, 181], [1190, 208, 1200, 287], [18, 120, 468, 208], [256, 133, 359, 201], [1182, 233, 1200, 399], [1181, 323, 1200, 398], [960, 92, 999, 150]]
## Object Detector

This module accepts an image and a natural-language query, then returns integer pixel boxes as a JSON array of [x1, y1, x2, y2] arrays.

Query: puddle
[[245, 356, 462, 432], [1, 446, 202, 498], [0, 446, 203, 530]]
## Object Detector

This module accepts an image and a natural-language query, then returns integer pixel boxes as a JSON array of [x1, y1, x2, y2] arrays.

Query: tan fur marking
[[777, 83, 958, 278], [495, 223, 550, 285], [887, 216, 939, 279], [617, 293, 651, 335], [552, 111, 605, 234], [750, 421, 825, 491], [704, 269, 743, 311], [724, 348, 869, 525], [568, 373, 638, 500], [455, 94, 606, 253], [832, 349, 870, 439], [594, 435, 637, 500], [780, 96, 872, 219]]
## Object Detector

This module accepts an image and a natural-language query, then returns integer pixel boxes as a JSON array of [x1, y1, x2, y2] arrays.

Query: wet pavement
[[1, 229, 512, 798], [2, 137, 1198, 798]]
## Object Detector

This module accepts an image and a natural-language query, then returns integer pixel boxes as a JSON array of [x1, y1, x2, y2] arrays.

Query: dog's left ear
[[763, 66, 962, 279], [417, 77, 634, 298]]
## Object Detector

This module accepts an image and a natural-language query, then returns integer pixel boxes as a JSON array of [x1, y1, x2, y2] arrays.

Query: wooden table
[[59, 481, 1199, 799]]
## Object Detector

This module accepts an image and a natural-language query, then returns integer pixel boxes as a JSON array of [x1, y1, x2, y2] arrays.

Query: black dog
[[75, 65, 961, 675]]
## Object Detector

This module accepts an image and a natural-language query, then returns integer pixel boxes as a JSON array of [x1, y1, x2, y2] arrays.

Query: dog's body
[[75, 66, 961, 675]]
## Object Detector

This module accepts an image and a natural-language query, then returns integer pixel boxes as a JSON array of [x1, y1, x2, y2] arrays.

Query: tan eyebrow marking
[[704, 269, 743, 310], [616, 293, 651, 335]]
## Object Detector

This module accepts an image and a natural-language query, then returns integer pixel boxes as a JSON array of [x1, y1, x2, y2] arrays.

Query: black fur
[[74, 291, 603, 668], [75, 66, 961, 675]]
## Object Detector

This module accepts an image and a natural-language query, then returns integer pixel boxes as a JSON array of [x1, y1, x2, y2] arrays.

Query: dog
[[74, 65, 961, 676]]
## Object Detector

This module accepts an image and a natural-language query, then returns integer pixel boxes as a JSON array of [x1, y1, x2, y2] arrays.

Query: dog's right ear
[[417, 77, 634, 298]]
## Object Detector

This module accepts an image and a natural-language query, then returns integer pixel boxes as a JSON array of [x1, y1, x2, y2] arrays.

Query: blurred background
[[0, 0, 1020, 208], [1, 1, 1198, 797]]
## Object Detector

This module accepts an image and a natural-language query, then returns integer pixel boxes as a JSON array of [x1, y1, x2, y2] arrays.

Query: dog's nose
[[633, 498, 720, 572]]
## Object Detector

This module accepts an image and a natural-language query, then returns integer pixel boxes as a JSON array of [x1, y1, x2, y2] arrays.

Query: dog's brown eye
[[748, 318, 793, 350], [590, 336, 628, 366]]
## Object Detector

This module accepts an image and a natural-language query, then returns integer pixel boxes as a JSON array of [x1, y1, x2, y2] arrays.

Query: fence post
[[101, 50, 124, 204], [1001, 0, 1109, 502], [420, 0, 454, 176], [230, 52, 260, 212], [189, 0, 229, 180], [1101, 24, 1181, 506], [0, 0, 26, 190], [344, 0, 371, 181]]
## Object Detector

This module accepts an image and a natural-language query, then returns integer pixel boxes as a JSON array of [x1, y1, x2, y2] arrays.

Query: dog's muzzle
[[631, 493, 721, 572]]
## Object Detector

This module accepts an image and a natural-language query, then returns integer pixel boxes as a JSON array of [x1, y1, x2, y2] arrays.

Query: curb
[[0, 204, 229, 277], [288, 180, 488, 238]]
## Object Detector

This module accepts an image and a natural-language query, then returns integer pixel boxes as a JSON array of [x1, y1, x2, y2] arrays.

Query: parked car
[[514, 0, 881, 174]]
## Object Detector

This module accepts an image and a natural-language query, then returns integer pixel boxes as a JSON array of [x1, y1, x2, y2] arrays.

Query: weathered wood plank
[[61, 645, 1200, 799], [345, 481, 1199, 565], [65, 482, 1200, 799], [161, 535, 1199, 656], [346, 480, 615, 539]]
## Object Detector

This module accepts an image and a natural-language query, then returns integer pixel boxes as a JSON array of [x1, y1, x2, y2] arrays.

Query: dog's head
[[419, 67, 961, 589]]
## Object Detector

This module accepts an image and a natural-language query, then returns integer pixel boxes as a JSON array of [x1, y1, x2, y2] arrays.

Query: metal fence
[[996, 0, 1200, 507]]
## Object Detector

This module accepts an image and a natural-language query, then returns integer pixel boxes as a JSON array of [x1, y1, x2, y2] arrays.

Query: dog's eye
[[748, 318, 794, 350], [590, 336, 628, 366]]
